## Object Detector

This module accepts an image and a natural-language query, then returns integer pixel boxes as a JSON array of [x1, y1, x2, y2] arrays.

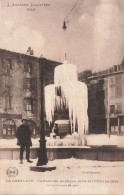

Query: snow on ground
[[86, 134, 124, 147], [0, 134, 124, 148], [0, 158, 124, 195]]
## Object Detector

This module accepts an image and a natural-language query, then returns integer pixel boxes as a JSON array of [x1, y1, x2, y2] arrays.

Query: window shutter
[[23, 98, 27, 111], [5, 95, 9, 110], [30, 98, 33, 111], [24, 64, 28, 72], [117, 103, 122, 114], [29, 79, 31, 90], [12, 60, 15, 70], [7, 59, 12, 69], [9, 95, 12, 110], [110, 105, 115, 114], [2, 58, 6, 69], [31, 78, 36, 90], [10, 59, 13, 69], [115, 76, 122, 98], [30, 64, 32, 74], [23, 78, 27, 89], [33, 98, 37, 113]]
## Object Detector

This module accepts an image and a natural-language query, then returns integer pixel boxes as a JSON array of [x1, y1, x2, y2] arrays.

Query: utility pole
[[37, 58, 48, 166]]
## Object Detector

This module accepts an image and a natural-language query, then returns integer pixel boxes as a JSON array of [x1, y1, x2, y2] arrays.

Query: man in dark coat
[[16, 119, 33, 164]]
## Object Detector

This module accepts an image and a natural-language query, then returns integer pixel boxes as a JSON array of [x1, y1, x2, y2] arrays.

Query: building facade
[[79, 59, 124, 135], [0, 49, 61, 139]]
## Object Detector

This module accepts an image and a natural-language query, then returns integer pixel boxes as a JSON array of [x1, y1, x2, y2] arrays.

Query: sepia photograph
[[0, 0, 124, 194]]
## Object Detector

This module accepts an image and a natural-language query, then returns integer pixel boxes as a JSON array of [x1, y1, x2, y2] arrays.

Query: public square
[[0, 1, 124, 195]]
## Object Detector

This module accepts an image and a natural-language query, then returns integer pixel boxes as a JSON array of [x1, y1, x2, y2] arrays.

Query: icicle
[[62, 81, 88, 136], [45, 85, 55, 124], [45, 61, 89, 137]]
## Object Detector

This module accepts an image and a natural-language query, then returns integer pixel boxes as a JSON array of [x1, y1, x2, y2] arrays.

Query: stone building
[[0, 49, 61, 139], [79, 58, 124, 135]]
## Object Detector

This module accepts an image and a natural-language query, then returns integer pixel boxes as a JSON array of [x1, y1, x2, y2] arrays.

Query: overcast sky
[[0, 0, 124, 72]]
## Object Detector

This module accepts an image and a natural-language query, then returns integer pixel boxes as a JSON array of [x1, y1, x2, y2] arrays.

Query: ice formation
[[45, 61, 88, 136], [54, 61, 77, 84], [45, 84, 55, 123]]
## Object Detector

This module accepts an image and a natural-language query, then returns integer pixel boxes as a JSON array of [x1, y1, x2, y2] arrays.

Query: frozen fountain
[[45, 61, 88, 140]]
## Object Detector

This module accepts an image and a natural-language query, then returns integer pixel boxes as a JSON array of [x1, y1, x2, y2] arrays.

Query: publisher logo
[[7, 167, 18, 178]]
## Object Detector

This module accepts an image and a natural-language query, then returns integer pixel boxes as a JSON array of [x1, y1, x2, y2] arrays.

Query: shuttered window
[[3, 119, 16, 136], [115, 76, 122, 98], [5, 95, 12, 110], [109, 77, 115, 88], [110, 105, 115, 114], [2, 58, 13, 75], [117, 103, 122, 114], [24, 63, 32, 74], [24, 98, 33, 111], [23, 78, 36, 90], [110, 88, 115, 99], [2, 58, 6, 69]]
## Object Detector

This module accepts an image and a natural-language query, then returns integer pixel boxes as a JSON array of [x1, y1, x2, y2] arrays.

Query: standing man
[[16, 119, 33, 164]]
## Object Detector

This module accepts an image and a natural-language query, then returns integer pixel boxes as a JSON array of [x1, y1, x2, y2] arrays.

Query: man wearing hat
[[16, 119, 33, 164]]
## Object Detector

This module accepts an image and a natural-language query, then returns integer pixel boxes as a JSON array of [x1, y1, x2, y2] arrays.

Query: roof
[[121, 58, 124, 65], [87, 70, 124, 80], [0, 48, 61, 65], [0, 48, 37, 59]]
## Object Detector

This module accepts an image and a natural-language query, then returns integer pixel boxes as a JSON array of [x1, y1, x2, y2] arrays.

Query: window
[[3, 119, 16, 137], [24, 63, 32, 74], [110, 105, 116, 114], [109, 77, 115, 88], [7, 59, 12, 75], [24, 78, 35, 90], [28, 120, 36, 136], [109, 88, 115, 99], [2, 59, 12, 75], [2, 58, 12, 69], [7, 59, 12, 69], [25, 78, 31, 89], [115, 76, 122, 98], [24, 98, 33, 111], [5, 95, 12, 110], [117, 103, 122, 114]]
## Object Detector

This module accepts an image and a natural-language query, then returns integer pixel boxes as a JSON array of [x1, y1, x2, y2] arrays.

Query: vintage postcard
[[0, 0, 124, 195]]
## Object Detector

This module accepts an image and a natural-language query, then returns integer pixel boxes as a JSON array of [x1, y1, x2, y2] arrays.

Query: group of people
[[16, 119, 33, 164]]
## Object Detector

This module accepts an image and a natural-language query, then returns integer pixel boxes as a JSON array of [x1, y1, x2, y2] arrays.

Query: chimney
[[30, 50, 34, 55]]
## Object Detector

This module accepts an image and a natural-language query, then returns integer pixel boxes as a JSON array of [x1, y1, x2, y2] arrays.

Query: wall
[[0, 49, 61, 139], [87, 65, 124, 135], [0, 49, 40, 138], [88, 79, 106, 133]]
